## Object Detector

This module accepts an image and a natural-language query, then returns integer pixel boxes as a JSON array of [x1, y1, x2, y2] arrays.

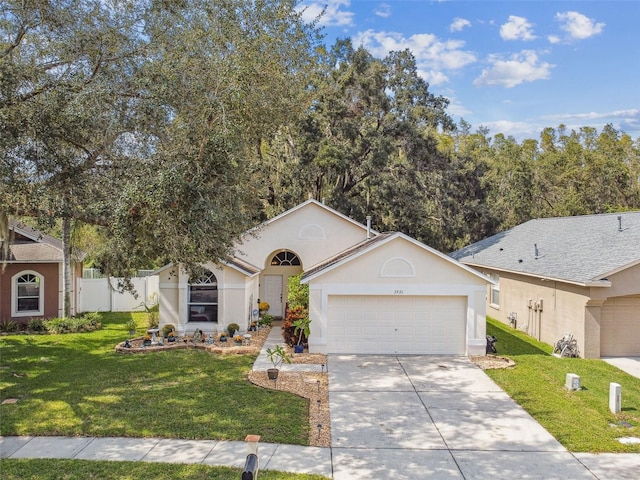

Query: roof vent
[[618, 215, 622, 232], [534, 243, 540, 259]]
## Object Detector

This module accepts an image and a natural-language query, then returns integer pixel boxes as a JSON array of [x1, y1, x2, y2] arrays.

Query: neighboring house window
[[188, 270, 218, 323], [490, 274, 500, 307], [12, 271, 44, 316], [270, 251, 300, 266]]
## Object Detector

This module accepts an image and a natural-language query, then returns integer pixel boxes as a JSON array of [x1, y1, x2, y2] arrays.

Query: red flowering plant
[[282, 305, 308, 346]]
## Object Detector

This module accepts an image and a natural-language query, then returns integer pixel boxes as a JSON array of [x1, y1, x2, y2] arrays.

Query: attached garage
[[303, 232, 492, 356], [327, 295, 467, 354], [601, 295, 640, 356]]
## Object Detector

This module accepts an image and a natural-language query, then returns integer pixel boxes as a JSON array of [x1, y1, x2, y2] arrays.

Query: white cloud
[[479, 120, 540, 140], [543, 109, 640, 122], [297, 0, 354, 27], [500, 15, 536, 41], [353, 29, 476, 85], [374, 3, 391, 18], [450, 17, 471, 32], [555, 11, 605, 40], [473, 50, 554, 88], [547, 34, 561, 44]]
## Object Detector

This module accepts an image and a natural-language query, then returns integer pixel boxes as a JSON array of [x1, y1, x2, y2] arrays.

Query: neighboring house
[[451, 212, 640, 358], [0, 221, 84, 323], [157, 200, 491, 356]]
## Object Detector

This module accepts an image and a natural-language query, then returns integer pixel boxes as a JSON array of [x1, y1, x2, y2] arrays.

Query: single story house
[[451, 211, 640, 358], [157, 200, 492, 356], [0, 221, 83, 323]]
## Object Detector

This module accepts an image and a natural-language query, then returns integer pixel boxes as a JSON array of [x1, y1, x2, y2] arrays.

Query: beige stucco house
[[452, 211, 640, 358], [157, 200, 492, 355]]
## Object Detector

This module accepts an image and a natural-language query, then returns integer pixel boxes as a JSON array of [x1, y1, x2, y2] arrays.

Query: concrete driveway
[[328, 355, 613, 480]]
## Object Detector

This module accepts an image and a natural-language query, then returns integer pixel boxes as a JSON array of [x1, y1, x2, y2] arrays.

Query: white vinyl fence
[[77, 275, 159, 313]]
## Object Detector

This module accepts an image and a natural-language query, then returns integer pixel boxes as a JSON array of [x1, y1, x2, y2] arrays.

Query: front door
[[263, 275, 283, 317]]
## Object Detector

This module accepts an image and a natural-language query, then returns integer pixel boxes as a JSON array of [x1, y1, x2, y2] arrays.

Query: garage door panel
[[327, 295, 466, 355], [601, 296, 640, 356]]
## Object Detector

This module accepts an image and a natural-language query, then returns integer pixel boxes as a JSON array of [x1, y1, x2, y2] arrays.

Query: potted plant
[[161, 323, 175, 338], [126, 319, 137, 338], [167, 330, 176, 342], [233, 334, 244, 345], [259, 301, 270, 315], [218, 332, 227, 342], [142, 334, 152, 346], [265, 345, 291, 380], [292, 316, 311, 354], [227, 323, 240, 337]]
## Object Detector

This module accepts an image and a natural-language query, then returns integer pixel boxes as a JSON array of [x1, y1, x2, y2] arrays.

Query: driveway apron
[[328, 355, 598, 480]]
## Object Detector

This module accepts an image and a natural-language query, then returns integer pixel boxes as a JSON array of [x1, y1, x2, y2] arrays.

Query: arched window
[[12, 271, 44, 316], [188, 270, 218, 323], [270, 251, 300, 266]]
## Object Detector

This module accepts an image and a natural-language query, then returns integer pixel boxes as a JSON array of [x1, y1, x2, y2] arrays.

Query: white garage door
[[327, 295, 467, 354], [601, 295, 640, 356]]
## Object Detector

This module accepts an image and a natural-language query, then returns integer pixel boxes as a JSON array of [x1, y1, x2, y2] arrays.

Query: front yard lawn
[[0, 312, 308, 445], [486, 317, 640, 453], [0, 458, 328, 479]]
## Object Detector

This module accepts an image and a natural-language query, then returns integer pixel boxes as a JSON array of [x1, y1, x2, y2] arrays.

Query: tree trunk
[[62, 216, 72, 318]]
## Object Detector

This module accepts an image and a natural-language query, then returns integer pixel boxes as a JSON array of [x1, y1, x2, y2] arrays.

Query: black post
[[242, 453, 259, 480]]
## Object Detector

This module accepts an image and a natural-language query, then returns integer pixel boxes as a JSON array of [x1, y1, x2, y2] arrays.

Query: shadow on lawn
[[487, 319, 551, 356]]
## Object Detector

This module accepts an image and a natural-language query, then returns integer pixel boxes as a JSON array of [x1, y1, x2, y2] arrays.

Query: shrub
[[146, 307, 159, 328], [227, 323, 240, 336], [82, 312, 102, 327], [259, 314, 273, 327], [28, 318, 45, 332], [282, 305, 308, 346], [44, 314, 102, 334], [0, 318, 18, 333], [43, 317, 70, 334], [287, 274, 309, 309], [161, 323, 175, 337]]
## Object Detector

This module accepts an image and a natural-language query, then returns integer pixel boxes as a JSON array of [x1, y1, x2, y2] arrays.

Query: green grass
[[0, 312, 308, 445], [486, 317, 640, 453], [0, 458, 329, 479]]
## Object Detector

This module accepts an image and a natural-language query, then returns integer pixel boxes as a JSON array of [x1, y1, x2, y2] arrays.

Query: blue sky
[[297, 1, 640, 142]]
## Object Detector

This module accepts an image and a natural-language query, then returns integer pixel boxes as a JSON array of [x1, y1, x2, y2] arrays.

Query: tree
[[1, 0, 322, 313]]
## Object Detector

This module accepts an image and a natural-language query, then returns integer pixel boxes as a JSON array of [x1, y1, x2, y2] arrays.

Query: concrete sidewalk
[[0, 435, 332, 476]]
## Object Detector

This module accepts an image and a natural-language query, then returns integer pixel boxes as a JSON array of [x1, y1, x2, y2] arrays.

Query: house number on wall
[[394, 290, 404, 295]]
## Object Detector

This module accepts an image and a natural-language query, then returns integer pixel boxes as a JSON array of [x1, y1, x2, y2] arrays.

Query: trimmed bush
[[28, 318, 45, 332], [226, 323, 240, 336]]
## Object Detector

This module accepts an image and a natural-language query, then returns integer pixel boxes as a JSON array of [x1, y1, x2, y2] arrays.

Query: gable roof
[[244, 199, 376, 237], [1, 220, 85, 263], [302, 231, 493, 284], [451, 211, 640, 286]]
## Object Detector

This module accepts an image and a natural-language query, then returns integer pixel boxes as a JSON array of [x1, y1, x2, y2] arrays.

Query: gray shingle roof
[[451, 211, 640, 285], [1, 220, 85, 263]]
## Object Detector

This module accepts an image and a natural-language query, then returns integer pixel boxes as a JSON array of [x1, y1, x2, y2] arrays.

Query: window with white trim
[[489, 273, 500, 307], [188, 270, 218, 323], [13, 271, 44, 316]]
